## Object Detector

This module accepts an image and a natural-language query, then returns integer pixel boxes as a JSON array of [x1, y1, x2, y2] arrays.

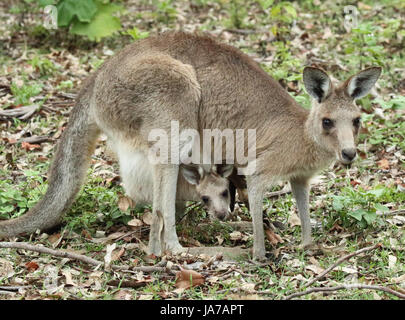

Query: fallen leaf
[[288, 211, 301, 227], [127, 218, 143, 227], [118, 196, 134, 212], [113, 289, 133, 300], [388, 255, 397, 269], [265, 228, 284, 246], [175, 268, 205, 289], [62, 269, 77, 287], [25, 261, 39, 272], [0, 258, 14, 278], [377, 158, 390, 170], [337, 266, 358, 274], [306, 264, 325, 275], [143, 253, 157, 264], [241, 283, 256, 293], [230, 231, 243, 241], [21, 141, 41, 151], [142, 211, 154, 225], [111, 247, 125, 262], [104, 243, 117, 270], [392, 274, 405, 284]]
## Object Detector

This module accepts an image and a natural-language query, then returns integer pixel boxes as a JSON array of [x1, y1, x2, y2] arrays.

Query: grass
[[0, 0, 404, 300]]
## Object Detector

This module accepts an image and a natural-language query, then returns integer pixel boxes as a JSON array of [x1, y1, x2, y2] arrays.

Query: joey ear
[[303, 67, 332, 103], [216, 164, 234, 178], [181, 166, 200, 185], [345, 67, 382, 99]]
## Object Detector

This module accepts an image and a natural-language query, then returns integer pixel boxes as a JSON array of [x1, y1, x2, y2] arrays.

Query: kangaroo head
[[303, 66, 382, 164], [181, 164, 233, 221]]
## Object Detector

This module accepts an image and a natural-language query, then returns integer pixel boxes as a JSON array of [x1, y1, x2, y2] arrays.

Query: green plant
[[125, 27, 149, 41], [38, 0, 123, 41], [10, 81, 43, 105], [29, 55, 58, 77], [329, 185, 403, 228], [153, 0, 177, 24], [226, 0, 249, 29]]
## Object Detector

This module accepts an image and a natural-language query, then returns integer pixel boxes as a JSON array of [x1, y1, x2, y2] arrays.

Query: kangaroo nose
[[341, 148, 356, 162]]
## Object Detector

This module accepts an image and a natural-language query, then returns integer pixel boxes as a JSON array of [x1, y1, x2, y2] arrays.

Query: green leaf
[[126, 27, 149, 40], [363, 211, 377, 225], [367, 188, 385, 198], [283, 4, 297, 18], [259, 0, 274, 10], [70, 1, 122, 41], [57, 0, 98, 27], [332, 197, 344, 211], [348, 209, 365, 221], [374, 203, 389, 213], [38, 0, 57, 6]]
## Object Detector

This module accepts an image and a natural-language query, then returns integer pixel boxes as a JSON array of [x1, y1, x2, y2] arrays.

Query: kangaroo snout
[[341, 148, 357, 163]]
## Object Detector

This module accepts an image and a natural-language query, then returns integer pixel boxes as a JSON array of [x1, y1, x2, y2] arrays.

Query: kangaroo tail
[[0, 78, 100, 238]]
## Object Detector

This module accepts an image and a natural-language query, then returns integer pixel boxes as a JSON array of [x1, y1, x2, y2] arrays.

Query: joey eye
[[322, 118, 334, 130], [201, 196, 209, 204], [221, 190, 228, 198], [353, 117, 361, 127]]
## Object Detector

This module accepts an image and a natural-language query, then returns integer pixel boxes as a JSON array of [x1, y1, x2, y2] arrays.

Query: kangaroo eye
[[322, 118, 334, 130], [353, 117, 361, 127], [201, 196, 209, 204], [221, 190, 228, 198]]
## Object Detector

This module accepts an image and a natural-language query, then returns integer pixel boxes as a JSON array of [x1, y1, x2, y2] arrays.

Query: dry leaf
[[21, 141, 41, 151], [62, 270, 77, 287], [388, 255, 397, 269], [265, 228, 283, 246], [25, 261, 39, 272], [104, 243, 117, 270], [306, 264, 325, 275], [118, 195, 134, 212], [288, 211, 301, 227], [175, 268, 205, 289], [142, 211, 154, 225], [127, 218, 143, 227], [241, 283, 256, 293], [230, 231, 242, 241], [111, 247, 125, 262], [377, 158, 390, 170], [392, 274, 405, 284], [0, 258, 14, 278], [113, 289, 133, 300]]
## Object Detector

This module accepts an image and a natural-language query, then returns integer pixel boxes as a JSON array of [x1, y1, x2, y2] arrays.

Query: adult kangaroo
[[0, 32, 381, 260]]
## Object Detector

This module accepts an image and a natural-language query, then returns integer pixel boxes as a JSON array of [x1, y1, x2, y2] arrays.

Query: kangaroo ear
[[181, 165, 201, 185], [215, 164, 234, 178], [345, 67, 382, 99], [303, 67, 332, 103]]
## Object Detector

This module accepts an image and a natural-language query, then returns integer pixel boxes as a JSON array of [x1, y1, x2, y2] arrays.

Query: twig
[[265, 187, 291, 198], [0, 290, 15, 295], [302, 243, 382, 289], [284, 284, 405, 300], [0, 241, 172, 273], [377, 209, 405, 216], [0, 285, 32, 291], [0, 242, 103, 267], [106, 279, 151, 289]]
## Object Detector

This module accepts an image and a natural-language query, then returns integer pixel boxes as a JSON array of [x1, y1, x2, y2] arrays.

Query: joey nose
[[216, 211, 227, 221], [341, 149, 356, 162]]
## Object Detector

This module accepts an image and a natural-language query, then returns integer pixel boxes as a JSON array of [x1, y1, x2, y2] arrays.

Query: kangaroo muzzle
[[341, 148, 357, 163]]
